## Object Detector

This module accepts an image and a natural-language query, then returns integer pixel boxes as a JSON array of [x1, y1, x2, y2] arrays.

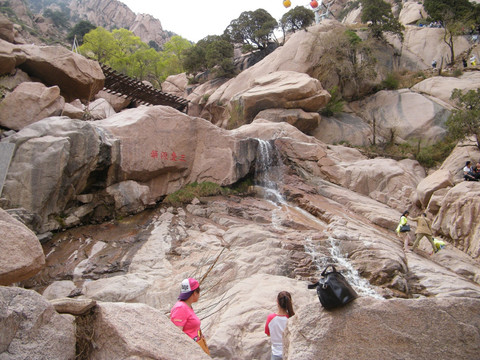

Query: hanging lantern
[[283, 0, 291, 7], [310, 0, 318, 8]]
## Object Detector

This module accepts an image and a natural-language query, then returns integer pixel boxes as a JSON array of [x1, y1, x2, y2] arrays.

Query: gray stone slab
[[0, 142, 15, 197]]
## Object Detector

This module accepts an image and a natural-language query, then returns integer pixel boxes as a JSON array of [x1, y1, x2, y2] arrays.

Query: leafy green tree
[[360, 0, 404, 40], [424, 0, 476, 65], [205, 37, 234, 77], [79, 27, 120, 63], [67, 20, 96, 44], [225, 9, 277, 52], [183, 35, 234, 77], [279, 6, 315, 38], [183, 45, 207, 74], [446, 88, 480, 149]]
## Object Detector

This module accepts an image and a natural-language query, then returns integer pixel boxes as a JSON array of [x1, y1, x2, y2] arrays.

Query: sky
[[118, 0, 312, 43]]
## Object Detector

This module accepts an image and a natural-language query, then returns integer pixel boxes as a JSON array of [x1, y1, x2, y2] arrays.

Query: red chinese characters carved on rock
[[151, 150, 186, 162]]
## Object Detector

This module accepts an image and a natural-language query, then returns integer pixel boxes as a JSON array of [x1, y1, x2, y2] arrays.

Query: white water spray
[[305, 237, 382, 299], [254, 139, 381, 299], [254, 139, 285, 204]]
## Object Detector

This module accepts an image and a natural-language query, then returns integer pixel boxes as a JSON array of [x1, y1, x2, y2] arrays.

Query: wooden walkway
[[101, 64, 188, 112]]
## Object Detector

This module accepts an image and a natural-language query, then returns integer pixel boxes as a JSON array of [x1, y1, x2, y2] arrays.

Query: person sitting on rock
[[463, 161, 478, 181], [408, 213, 437, 255]]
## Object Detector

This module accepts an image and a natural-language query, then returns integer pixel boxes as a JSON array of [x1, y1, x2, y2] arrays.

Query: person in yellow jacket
[[409, 213, 437, 255], [396, 210, 411, 251]]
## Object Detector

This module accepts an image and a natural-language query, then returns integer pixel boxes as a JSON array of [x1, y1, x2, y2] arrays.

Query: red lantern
[[283, 0, 291, 7], [310, 0, 318, 8]]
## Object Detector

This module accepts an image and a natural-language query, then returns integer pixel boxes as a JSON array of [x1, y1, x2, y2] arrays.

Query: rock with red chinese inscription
[[94, 105, 257, 204], [0, 82, 65, 131], [0, 208, 45, 285], [228, 71, 330, 126], [254, 108, 320, 135], [95, 90, 131, 112], [86, 302, 210, 360], [18, 43, 104, 101]]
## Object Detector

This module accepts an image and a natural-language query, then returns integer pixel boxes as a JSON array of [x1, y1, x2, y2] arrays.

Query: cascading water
[[254, 138, 381, 299], [304, 236, 382, 299], [254, 139, 285, 204]]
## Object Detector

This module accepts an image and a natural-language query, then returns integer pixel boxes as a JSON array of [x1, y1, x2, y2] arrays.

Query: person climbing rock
[[409, 213, 437, 255], [396, 210, 411, 251]]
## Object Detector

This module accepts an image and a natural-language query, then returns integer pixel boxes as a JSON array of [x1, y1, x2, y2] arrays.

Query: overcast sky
[[119, 0, 312, 42]]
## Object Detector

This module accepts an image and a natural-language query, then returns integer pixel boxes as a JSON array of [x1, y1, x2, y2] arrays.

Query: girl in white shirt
[[265, 291, 295, 360]]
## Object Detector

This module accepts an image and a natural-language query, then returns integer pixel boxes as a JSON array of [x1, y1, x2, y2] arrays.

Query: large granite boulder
[[94, 105, 257, 201], [412, 72, 480, 106], [414, 169, 454, 209], [85, 302, 210, 360], [228, 71, 330, 128], [284, 297, 480, 360], [0, 286, 76, 360], [2, 117, 104, 232], [433, 181, 480, 259], [254, 108, 321, 135], [311, 112, 372, 146], [0, 13, 14, 43], [399, 1, 428, 25], [95, 90, 131, 112], [162, 72, 189, 98], [349, 89, 451, 145], [0, 208, 45, 285], [0, 39, 25, 75], [18, 44, 104, 101], [0, 82, 65, 130]]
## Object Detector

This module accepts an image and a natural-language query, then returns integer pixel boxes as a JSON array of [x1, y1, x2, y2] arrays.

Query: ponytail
[[277, 291, 295, 317]]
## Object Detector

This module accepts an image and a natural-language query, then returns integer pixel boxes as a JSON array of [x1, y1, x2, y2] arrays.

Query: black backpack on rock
[[308, 264, 358, 310]]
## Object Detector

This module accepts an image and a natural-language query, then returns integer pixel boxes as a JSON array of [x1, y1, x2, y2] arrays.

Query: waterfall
[[254, 139, 285, 204], [254, 138, 380, 299], [304, 237, 383, 299]]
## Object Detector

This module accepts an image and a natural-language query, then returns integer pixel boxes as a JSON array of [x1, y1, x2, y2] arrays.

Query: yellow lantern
[[283, 0, 291, 8]]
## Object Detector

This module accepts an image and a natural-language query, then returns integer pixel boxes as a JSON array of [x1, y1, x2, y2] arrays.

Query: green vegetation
[[380, 72, 400, 90], [162, 180, 253, 206], [67, 20, 96, 44], [183, 35, 234, 78], [79, 28, 192, 86], [359, 137, 456, 169], [360, 0, 404, 41], [446, 88, 480, 149], [321, 86, 344, 117], [313, 29, 377, 100], [43, 8, 70, 28], [224, 8, 278, 52], [279, 6, 315, 39]]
